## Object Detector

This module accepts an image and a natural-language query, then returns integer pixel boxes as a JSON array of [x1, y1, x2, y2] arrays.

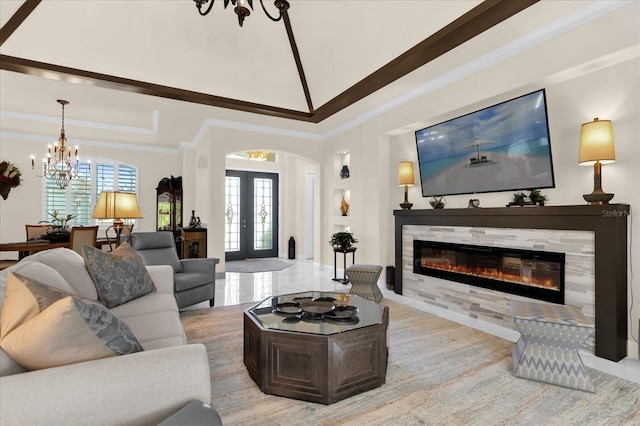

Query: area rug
[[181, 301, 640, 426], [225, 258, 292, 273]]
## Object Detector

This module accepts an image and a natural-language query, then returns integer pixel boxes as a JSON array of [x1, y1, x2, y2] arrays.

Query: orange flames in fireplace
[[420, 260, 559, 291]]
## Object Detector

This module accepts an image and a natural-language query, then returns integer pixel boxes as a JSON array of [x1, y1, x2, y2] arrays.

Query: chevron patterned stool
[[346, 264, 384, 303], [510, 300, 595, 392]]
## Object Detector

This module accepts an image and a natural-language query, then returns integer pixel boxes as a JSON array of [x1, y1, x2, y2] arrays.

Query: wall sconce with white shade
[[579, 117, 616, 205], [398, 161, 415, 210], [92, 191, 143, 247]]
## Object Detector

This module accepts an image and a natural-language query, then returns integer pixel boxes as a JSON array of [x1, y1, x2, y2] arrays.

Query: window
[[44, 161, 138, 226]]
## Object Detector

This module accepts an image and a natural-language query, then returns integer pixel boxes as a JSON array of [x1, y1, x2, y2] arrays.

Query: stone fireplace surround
[[394, 205, 629, 362]]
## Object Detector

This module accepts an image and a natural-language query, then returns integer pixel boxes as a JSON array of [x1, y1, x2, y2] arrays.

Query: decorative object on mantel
[[340, 165, 350, 179], [329, 231, 357, 251], [193, 0, 290, 28], [0, 161, 21, 200], [397, 160, 415, 210], [31, 100, 86, 190], [507, 189, 547, 207], [579, 117, 616, 205], [340, 195, 350, 216], [429, 196, 446, 209], [468, 198, 480, 208]]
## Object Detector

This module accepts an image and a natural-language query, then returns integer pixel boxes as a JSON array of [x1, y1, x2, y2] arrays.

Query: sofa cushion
[[120, 310, 187, 348], [0, 273, 143, 370], [1, 259, 77, 297], [16, 248, 98, 300], [83, 242, 157, 309]]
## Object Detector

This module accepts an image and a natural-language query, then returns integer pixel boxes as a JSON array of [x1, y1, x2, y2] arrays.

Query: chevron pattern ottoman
[[511, 300, 595, 393], [346, 264, 384, 303]]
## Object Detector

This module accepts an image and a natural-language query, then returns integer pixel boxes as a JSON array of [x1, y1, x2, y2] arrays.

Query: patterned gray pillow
[[83, 242, 157, 309]]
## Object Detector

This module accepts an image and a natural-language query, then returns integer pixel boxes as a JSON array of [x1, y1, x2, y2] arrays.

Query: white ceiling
[[1, 1, 638, 151]]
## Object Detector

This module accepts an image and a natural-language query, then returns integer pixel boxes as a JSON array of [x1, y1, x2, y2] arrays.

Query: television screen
[[414, 89, 555, 197]]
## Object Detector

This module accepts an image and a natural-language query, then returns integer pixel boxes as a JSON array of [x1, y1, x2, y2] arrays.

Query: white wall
[[0, 140, 180, 244], [320, 57, 639, 358], [1, 2, 638, 358]]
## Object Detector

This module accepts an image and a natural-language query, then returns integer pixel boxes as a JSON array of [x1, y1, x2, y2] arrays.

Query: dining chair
[[69, 225, 99, 255], [105, 223, 134, 251], [25, 224, 51, 241]]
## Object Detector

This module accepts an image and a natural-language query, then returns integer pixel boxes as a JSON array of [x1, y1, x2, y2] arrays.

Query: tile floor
[[182, 258, 640, 384]]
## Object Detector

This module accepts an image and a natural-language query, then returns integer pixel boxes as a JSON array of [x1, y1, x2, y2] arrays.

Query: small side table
[[511, 300, 595, 392], [333, 247, 356, 284]]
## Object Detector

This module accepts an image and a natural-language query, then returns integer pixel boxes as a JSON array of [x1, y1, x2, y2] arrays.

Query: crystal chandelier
[[193, 0, 290, 27], [31, 99, 85, 189]]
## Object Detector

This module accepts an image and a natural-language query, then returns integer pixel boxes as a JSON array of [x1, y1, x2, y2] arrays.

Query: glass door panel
[[225, 170, 278, 260]]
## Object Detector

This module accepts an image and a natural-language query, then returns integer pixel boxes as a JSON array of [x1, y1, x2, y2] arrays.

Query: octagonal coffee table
[[243, 291, 389, 405]]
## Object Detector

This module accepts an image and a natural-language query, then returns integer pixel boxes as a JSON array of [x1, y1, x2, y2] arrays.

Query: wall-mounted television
[[414, 89, 555, 197]]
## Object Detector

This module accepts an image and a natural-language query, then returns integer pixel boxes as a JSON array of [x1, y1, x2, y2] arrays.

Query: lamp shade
[[398, 161, 415, 186], [92, 191, 143, 220], [579, 118, 615, 166]]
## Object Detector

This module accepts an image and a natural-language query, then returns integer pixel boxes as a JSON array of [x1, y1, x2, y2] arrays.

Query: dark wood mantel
[[394, 204, 630, 362]]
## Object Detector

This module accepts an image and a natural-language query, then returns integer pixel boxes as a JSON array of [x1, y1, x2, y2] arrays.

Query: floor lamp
[[92, 191, 143, 248]]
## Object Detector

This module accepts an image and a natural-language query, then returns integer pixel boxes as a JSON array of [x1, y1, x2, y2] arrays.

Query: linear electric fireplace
[[413, 240, 565, 304]]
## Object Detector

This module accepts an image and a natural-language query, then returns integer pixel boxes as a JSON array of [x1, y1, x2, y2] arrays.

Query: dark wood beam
[[0, 0, 41, 46], [283, 10, 314, 114], [0, 0, 538, 124], [312, 0, 540, 122], [0, 54, 314, 122]]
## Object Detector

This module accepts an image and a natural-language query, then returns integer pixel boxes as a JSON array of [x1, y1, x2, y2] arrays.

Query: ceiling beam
[[0, 0, 41, 46], [311, 0, 540, 122], [284, 10, 314, 114], [0, 54, 315, 122], [0, 0, 538, 124]]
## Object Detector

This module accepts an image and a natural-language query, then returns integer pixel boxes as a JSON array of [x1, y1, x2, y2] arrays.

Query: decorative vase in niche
[[430, 196, 446, 209], [340, 165, 350, 179], [340, 196, 349, 216]]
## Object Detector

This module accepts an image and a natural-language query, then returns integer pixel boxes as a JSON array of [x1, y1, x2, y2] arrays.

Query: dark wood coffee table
[[243, 291, 389, 405]]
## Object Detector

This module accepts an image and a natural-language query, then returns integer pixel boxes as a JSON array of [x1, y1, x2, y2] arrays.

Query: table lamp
[[92, 191, 143, 246], [578, 117, 616, 205], [398, 160, 415, 210]]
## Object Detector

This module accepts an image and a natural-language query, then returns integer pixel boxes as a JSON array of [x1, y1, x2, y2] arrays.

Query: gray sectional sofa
[[0, 248, 211, 425]]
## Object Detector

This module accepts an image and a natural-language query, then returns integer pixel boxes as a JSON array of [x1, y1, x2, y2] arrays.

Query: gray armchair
[[130, 231, 219, 309]]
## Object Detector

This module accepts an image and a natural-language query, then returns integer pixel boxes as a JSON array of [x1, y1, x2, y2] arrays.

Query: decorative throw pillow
[[83, 242, 157, 309], [0, 272, 143, 370]]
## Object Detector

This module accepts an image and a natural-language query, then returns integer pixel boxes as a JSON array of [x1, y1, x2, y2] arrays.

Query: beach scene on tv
[[415, 90, 555, 197]]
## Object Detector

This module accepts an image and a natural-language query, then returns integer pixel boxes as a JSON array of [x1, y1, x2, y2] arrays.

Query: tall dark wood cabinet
[[156, 176, 183, 251]]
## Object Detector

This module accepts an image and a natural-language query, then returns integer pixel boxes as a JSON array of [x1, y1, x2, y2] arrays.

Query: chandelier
[[31, 99, 85, 189], [247, 151, 270, 161], [193, 0, 290, 27]]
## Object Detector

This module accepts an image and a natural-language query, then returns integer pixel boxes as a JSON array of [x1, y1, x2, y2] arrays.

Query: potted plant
[[40, 210, 77, 241], [329, 232, 358, 251], [528, 189, 548, 206]]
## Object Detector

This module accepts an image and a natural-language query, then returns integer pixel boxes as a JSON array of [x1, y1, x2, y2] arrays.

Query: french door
[[225, 170, 279, 261]]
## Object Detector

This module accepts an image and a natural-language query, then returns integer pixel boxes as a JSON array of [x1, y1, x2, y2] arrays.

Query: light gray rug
[[181, 301, 640, 425], [225, 258, 292, 273]]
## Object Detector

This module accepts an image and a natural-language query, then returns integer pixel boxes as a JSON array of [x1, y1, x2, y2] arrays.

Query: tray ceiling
[[1, 0, 637, 150]]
